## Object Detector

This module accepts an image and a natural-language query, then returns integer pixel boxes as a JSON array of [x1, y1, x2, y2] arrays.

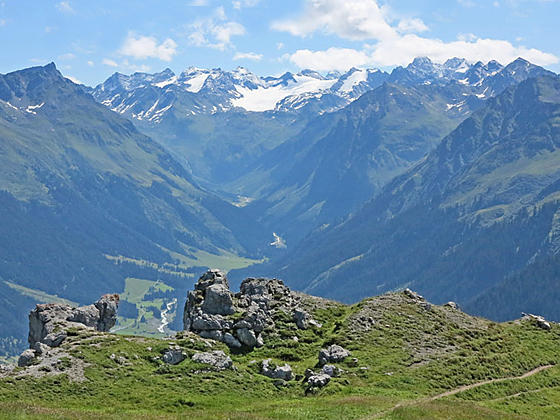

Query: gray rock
[[322, 364, 341, 377], [261, 359, 293, 381], [191, 314, 232, 331], [162, 348, 186, 365], [43, 331, 67, 348], [307, 373, 330, 388], [223, 333, 242, 348], [294, 309, 310, 329], [318, 344, 351, 366], [444, 301, 459, 310], [33, 342, 50, 356], [17, 349, 36, 367], [27, 294, 119, 348], [236, 328, 257, 347], [403, 288, 424, 301], [522, 313, 552, 330], [199, 330, 224, 341], [202, 284, 235, 316], [192, 351, 233, 370], [195, 270, 229, 291], [256, 334, 264, 347]]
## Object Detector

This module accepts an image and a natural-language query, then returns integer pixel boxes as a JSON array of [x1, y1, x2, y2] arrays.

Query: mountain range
[[1, 56, 559, 358], [253, 74, 560, 322]]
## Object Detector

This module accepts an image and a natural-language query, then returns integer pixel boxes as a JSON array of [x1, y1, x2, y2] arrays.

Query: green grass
[[1, 293, 559, 419]]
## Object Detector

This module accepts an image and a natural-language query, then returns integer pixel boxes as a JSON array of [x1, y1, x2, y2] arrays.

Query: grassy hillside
[[1, 291, 559, 419]]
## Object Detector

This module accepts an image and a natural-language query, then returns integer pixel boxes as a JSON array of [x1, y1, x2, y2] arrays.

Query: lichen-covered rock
[[28, 294, 119, 348], [307, 373, 330, 388], [195, 269, 229, 291], [17, 349, 36, 367], [192, 351, 233, 370], [261, 359, 293, 381], [318, 344, 351, 366]]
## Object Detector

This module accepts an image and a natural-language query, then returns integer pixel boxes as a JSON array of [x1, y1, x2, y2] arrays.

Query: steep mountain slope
[[254, 75, 560, 318], [0, 64, 263, 354], [235, 82, 481, 246]]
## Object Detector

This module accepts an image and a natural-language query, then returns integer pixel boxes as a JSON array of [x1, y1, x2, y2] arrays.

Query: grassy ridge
[[1, 292, 559, 419]]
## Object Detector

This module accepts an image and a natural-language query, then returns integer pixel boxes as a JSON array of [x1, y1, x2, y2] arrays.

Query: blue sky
[[0, 0, 558, 86]]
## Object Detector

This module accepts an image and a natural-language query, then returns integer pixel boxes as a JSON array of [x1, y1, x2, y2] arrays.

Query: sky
[[0, 0, 559, 86]]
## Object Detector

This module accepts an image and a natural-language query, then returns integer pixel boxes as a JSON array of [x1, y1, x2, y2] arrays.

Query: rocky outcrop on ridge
[[28, 294, 119, 349], [183, 270, 320, 349]]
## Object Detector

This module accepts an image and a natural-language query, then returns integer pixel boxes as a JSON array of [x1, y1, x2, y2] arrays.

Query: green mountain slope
[[254, 75, 560, 319], [0, 64, 264, 354]]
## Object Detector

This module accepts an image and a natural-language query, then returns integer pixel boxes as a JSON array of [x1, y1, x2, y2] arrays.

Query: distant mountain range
[[251, 74, 560, 322]]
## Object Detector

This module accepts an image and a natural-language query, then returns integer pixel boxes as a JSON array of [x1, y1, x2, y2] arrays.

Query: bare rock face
[[184, 270, 309, 350], [28, 294, 119, 348]]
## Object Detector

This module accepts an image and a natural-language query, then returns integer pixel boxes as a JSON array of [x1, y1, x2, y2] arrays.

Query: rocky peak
[[183, 270, 320, 349]]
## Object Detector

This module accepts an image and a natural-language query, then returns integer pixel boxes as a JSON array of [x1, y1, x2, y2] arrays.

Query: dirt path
[[367, 364, 554, 419]]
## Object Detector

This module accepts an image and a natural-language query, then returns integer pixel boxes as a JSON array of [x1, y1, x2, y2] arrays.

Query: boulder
[[202, 284, 235, 316], [195, 269, 229, 291], [162, 348, 186, 365], [192, 351, 233, 370], [222, 333, 242, 348], [307, 373, 330, 388], [236, 328, 258, 347], [444, 301, 459, 310], [322, 364, 341, 377], [403, 288, 424, 301], [318, 344, 351, 366], [261, 359, 293, 381], [17, 349, 36, 367], [294, 309, 310, 329]]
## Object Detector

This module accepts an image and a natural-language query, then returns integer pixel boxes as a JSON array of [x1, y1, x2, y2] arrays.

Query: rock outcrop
[[184, 270, 316, 349], [28, 294, 119, 348], [261, 359, 293, 381], [318, 344, 351, 366], [522, 313, 552, 331], [192, 351, 233, 370]]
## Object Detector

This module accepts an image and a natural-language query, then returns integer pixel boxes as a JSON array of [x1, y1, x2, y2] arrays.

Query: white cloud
[[0, 19, 5, 27], [87, 60, 94, 66], [234, 51, 263, 61], [102, 58, 118, 67], [284, 48, 371, 72], [188, 7, 246, 50], [119, 33, 177, 61], [276, 42, 285, 50], [397, 18, 429, 34], [56, 1, 74, 14], [272, 0, 395, 41], [232, 0, 260, 9], [276, 0, 558, 71], [189, 0, 209, 5]]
